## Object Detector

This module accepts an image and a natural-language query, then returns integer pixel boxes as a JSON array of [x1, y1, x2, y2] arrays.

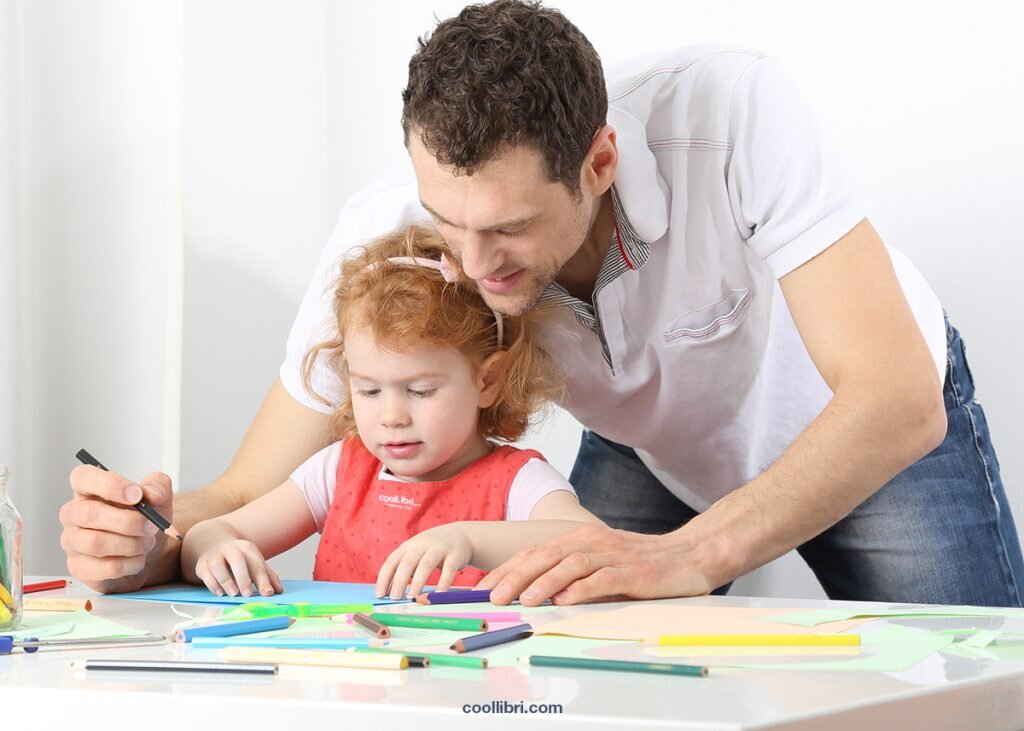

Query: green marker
[[370, 613, 487, 631], [238, 602, 374, 618]]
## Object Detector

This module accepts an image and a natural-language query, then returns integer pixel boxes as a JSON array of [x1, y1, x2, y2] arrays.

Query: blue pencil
[[452, 623, 533, 653], [189, 636, 382, 650], [174, 616, 293, 643], [414, 589, 493, 605]]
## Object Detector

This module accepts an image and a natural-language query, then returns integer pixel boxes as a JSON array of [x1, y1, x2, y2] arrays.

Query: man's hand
[[475, 524, 720, 606], [59, 466, 178, 594]]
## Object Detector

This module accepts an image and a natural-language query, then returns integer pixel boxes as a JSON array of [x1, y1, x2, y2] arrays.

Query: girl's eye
[[409, 389, 436, 398], [355, 388, 379, 397]]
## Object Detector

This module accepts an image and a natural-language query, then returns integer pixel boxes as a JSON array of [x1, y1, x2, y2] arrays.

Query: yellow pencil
[[220, 647, 408, 670], [24, 598, 93, 612], [657, 634, 861, 647]]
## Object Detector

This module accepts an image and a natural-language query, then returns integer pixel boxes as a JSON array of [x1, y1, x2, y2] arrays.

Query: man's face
[[409, 134, 594, 316]]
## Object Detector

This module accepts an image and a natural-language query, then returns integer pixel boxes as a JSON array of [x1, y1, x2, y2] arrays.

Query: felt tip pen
[[75, 449, 181, 541]]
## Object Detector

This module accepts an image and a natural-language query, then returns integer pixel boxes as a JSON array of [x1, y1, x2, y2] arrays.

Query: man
[[61, 0, 1023, 606]]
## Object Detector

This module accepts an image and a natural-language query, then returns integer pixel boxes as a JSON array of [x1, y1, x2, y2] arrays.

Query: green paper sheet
[[481, 634, 639, 668], [762, 605, 1024, 627], [8, 610, 150, 640]]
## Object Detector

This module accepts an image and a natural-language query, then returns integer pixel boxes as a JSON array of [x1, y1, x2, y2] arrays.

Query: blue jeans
[[569, 318, 1024, 606]]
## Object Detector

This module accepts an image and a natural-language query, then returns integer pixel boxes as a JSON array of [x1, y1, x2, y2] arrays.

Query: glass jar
[[0, 466, 23, 629]]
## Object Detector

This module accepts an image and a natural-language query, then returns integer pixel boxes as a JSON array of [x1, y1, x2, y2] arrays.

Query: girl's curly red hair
[[302, 224, 561, 443]]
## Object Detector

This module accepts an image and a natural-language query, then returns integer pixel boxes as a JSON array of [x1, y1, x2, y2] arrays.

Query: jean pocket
[[663, 288, 753, 344]]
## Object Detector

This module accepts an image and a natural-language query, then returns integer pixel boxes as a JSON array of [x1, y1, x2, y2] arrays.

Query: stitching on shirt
[[608, 50, 763, 102], [664, 289, 753, 342], [648, 138, 732, 152]]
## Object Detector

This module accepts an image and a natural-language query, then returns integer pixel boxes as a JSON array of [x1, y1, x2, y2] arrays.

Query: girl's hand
[[375, 524, 473, 599], [194, 539, 284, 598]]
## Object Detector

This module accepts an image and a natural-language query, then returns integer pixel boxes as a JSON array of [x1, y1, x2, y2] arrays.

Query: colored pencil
[[191, 636, 382, 650], [175, 616, 293, 643], [221, 647, 407, 670], [349, 648, 430, 667], [452, 623, 533, 653], [24, 598, 92, 612], [353, 612, 391, 638], [24, 580, 70, 594], [1, 635, 166, 654], [421, 611, 520, 623], [522, 655, 708, 677], [370, 613, 488, 632], [75, 450, 182, 541], [73, 659, 278, 675], [658, 634, 861, 647], [414, 589, 493, 605], [353, 648, 488, 669]]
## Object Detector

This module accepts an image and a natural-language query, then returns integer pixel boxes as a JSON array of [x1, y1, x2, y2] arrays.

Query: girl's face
[[344, 324, 497, 481]]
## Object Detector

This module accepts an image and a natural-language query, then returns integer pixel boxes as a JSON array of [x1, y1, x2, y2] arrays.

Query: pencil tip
[[166, 526, 183, 541]]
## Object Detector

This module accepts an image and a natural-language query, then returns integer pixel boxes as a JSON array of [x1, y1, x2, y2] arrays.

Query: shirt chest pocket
[[663, 288, 753, 345]]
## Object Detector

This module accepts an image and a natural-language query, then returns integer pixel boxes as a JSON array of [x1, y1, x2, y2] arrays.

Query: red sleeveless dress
[[312, 437, 543, 586]]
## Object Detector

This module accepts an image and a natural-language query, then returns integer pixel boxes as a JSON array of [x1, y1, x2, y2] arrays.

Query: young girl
[[181, 224, 603, 600]]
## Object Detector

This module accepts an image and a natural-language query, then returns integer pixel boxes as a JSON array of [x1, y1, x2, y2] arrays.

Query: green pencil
[[521, 655, 708, 677], [353, 648, 488, 669], [369, 613, 488, 631]]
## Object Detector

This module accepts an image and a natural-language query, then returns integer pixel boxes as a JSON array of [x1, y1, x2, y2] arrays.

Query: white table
[[4, 578, 1024, 731]]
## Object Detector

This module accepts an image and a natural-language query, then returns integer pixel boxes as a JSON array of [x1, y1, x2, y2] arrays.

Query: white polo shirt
[[281, 45, 945, 512]]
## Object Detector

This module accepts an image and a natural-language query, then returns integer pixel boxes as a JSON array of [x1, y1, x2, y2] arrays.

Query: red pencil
[[24, 580, 70, 594]]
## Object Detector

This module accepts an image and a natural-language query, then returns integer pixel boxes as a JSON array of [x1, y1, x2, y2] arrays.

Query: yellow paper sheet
[[537, 605, 871, 641]]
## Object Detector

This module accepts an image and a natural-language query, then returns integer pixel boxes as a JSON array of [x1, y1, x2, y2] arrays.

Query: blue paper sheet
[[113, 580, 406, 606]]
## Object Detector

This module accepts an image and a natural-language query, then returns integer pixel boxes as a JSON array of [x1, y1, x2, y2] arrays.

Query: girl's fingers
[[267, 565, 285, 594], [407, 551, 445, 598], [435, 555, 461, 593], [206, 555, 239, 597], [195, 560, 225, 597], [375, 551, 403, 598], [222, 548, 257, 597], [389, 550, 426, 600]]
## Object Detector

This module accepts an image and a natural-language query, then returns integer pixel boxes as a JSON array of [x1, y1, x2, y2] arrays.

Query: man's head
[[402, 0, 616, 315]]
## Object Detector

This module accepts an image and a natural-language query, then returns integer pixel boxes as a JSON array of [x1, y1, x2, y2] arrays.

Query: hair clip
[[381, 255, 504, 347]]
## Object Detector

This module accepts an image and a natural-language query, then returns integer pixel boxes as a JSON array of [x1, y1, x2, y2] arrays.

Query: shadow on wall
[[181, 244, 319, 579]]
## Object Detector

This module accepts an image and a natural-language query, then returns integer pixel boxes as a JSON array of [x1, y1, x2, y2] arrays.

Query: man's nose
[[457, 232, 500, 281]]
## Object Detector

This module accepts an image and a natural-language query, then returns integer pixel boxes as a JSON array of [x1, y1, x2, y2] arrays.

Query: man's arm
[[479, 219, 947, 605], [60, 378, 332, 593]]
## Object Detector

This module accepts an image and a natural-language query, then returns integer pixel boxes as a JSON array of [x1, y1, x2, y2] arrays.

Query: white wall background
[[3, 1, 1023, 601]]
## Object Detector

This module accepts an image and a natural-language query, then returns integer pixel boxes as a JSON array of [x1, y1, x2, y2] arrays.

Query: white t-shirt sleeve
[[727, 57, 870, 279], [289, 441, 344, 533], [504, 458, 578, 521], [279, 173, 430, 414]]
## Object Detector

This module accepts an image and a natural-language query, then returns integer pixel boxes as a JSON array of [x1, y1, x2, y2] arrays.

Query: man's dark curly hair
[[401, 0, 607, 194]]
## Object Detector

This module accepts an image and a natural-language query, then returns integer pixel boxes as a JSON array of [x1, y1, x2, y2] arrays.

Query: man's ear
[[580, 125, 618, 197], [476, 351, 507, 409]]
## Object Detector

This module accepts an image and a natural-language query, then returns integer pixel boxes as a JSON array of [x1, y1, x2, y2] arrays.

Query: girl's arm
[[376, 491, 604, 598], [458, 489, 606, 568], [181, 480, 317, 596]]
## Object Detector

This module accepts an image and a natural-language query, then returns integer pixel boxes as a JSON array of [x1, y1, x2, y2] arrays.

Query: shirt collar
[[606, 104, 670, 243]]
